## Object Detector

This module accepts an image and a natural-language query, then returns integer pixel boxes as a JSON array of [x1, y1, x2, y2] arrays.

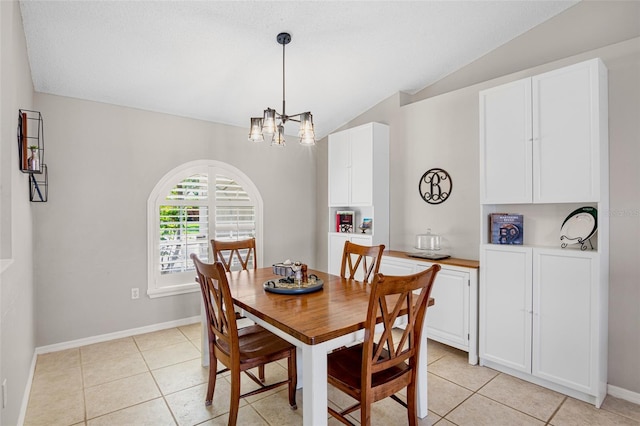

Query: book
[[336, 211, 355, 233], [490, 213, 523, 245]]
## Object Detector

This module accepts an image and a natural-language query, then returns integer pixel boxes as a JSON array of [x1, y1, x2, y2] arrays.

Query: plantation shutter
[[158, 173, 256, 276]]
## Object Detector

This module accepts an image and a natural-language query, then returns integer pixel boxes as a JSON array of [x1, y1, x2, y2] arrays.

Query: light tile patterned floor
[[24, 323, 640, 425]]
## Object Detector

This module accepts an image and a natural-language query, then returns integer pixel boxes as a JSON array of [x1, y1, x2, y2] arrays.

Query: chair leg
[[206, 356, 218, 406], [406, 383, 417, 426], [360, 398, 372, 426], [288, 349, 298, 409], [229, 369, 241, 425], [258, 364, 265, 382]]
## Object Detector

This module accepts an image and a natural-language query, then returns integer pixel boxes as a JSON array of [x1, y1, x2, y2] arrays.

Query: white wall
[[32, 93, 317, 346], [0, 1, 37, 425], [315, 5, 640, 396]]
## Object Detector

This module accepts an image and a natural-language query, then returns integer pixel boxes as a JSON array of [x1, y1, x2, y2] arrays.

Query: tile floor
[[24, 322, 640, 425]]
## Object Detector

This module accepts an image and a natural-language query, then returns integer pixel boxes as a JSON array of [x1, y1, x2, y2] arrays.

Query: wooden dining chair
[[340, 241, 385, 284], [211, 238, 257, 272], [327, 264, 441, 426], [191, 254, 297, 424], [210, 237, 266, 381]]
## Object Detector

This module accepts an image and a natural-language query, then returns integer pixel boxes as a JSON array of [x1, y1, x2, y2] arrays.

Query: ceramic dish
[[560, 207, 597, 245]]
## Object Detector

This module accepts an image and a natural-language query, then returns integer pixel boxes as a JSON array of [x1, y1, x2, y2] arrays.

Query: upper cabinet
[[480, 59, 608, 204], [328, 122, 389, 207]]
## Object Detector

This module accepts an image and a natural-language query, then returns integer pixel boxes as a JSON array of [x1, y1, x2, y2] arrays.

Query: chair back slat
[[211, 238, 257, 272], [340, 241, 385, 284], [363, 265, 440, 379]]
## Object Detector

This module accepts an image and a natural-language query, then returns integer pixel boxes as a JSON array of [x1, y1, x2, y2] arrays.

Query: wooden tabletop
[[384, 250, 480, 269], [226, 267, 434, 346]]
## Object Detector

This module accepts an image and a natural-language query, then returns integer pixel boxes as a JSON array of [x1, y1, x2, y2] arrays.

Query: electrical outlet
[[131, 288, 139, 299], [2, 378, 7, 408]]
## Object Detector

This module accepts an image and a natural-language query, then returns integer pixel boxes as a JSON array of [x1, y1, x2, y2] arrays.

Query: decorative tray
[[263, 277, 324, 295]]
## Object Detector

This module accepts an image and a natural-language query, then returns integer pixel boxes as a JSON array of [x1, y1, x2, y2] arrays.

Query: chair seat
[[327, 343, 410, 393], [217, 324, 295, 365]]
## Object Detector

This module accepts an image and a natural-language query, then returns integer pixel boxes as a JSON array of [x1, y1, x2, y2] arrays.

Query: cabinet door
[[480, 245, 532, 373], [328, 234, 373, 277], [328, 130, 351, 206], [533, 60, 604, 203], [479, 78, 532, 203], [417, 265, 469, 350], [349, 124, 374, 205], [328, 234, 351, 276], [533, 249, 597, 393], [379, 257, 415, 276]]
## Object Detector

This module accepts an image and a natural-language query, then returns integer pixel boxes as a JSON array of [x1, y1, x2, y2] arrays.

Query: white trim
[[147, 283, 199, 298], [35, 316, 200, 355], [146, 160, 264, 296], [608, 384, 640, 405], [18, 316, 201, 425], [16, 352, 37, 426]]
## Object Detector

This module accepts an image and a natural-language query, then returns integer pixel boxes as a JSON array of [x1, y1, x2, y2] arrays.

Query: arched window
[[147, 160, 263, 298]]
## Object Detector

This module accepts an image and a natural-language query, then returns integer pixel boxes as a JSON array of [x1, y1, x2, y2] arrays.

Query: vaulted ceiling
[[19, 1, 578, 139]]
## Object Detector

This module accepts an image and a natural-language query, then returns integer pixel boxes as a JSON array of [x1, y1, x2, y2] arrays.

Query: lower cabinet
[[479, 244, 607, 407], [328, 233, 374, 278], [379, 254, 479, 364]]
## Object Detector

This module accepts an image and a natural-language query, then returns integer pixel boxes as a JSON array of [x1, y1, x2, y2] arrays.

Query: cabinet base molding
[[480, 358, 606, 408]]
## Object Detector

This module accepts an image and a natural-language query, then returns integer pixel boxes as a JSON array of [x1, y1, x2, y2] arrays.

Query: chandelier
[[248, 32, 316, 147]]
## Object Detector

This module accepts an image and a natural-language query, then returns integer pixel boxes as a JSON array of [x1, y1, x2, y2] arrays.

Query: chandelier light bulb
[[272, 123, 286, 147], [248, 117, 264, 142], [262, 108, 276, 136]]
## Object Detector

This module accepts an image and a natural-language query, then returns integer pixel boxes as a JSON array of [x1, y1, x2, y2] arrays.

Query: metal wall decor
[[418, 168, 452, 205], [17, 109, 48, 202]]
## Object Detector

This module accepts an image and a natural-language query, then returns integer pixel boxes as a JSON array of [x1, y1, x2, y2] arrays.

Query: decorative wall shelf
[[29, 164, 48, 202], [17, 109, 49, 202]]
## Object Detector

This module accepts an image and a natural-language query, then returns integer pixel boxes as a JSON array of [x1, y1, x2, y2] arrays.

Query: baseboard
[[35, 315, 201, 355], [608, 384, 640, 405], [16, 352, 38, 426]]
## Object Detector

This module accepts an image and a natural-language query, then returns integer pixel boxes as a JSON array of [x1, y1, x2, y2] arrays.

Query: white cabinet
[[328, 123, 388, 207], [480, 246, 605, 404], [328, 122, 389, 273], [328, 233, 374, 278], [377, 256, 415, 276], [533, 248, 601, 395], [379, 253, 479, 365], [478, 58, 609, 408], [479, 245, 533, 373], [480, 58, 607, 204]]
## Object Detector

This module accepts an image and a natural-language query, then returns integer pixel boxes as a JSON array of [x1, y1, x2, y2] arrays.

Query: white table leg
[[302, 343, 328, 426], [296, 346, 304, 389]]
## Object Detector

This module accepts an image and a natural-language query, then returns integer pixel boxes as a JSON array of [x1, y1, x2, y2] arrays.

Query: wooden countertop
[[384, 250, 480, 269]]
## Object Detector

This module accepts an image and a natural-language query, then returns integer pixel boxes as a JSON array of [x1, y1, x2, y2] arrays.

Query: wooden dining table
[[200, 266, 433, 426]]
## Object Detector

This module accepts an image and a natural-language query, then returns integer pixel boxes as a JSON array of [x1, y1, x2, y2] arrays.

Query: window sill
[[147, 282, 199, 298]]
